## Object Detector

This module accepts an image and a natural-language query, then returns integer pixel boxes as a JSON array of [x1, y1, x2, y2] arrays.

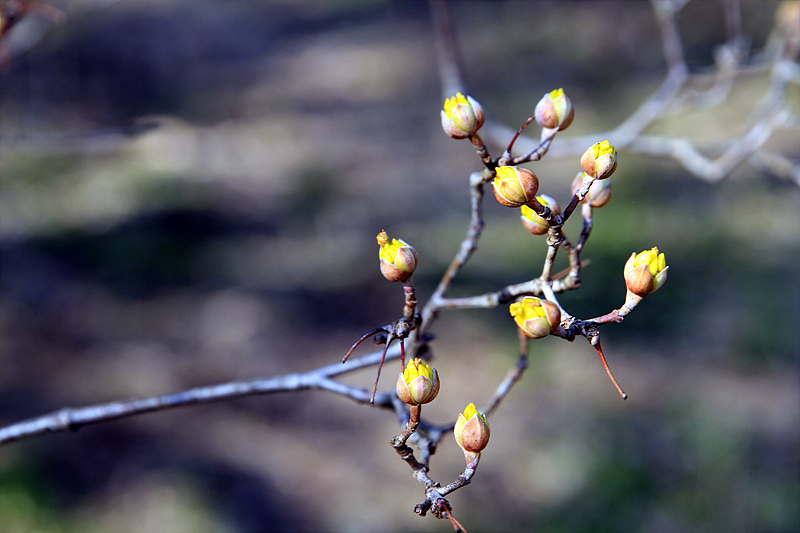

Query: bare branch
[[0, 344, 402, 446], [749, 150, 800, 185], [483, 60, 690, 160], [430, 0, 465, 100], [627, 107, 794, 182], [417, 171, 490, 342], [482, 331, 530, 418], [481, 0, 797, 185]]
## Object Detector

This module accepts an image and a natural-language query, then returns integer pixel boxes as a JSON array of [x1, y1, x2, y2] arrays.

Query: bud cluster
[[351, 87, 671, 512]]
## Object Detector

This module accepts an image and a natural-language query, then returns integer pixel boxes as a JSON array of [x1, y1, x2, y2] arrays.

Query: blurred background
[[0, 1, 798, 532]]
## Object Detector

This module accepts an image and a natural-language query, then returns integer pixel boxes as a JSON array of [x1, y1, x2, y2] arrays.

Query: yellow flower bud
[[396, 358, 440, 405], [571, 173, 612, 208], [623, 247, 669, 297], [580, 140, 617, 180], [520, 195, 561, 235], [441, 92, 486, 139], [493, 166, 539, 208], [454, 403, 490, 454], [534, 88, 575, 131], [509, 296, 561, 339], [378, 231, 418, 282]]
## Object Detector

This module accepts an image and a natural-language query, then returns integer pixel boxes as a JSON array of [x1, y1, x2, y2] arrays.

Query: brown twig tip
[[442, 505, 469, 533], [370, 336, 394, 403], [593, 342, 628, 400], [506, 116, 535, 155], [341, 327, 386, 363]]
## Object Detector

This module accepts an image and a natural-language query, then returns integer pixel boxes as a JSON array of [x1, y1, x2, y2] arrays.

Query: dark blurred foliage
[[1, 1, 798, 532]]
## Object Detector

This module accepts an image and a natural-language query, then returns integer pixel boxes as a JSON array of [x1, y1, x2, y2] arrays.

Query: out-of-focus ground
[[0, 1, 798, 532]]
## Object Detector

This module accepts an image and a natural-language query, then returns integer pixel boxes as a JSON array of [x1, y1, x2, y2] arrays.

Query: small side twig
[[483, 330, 530, 418], [417, 170, 490, 342]]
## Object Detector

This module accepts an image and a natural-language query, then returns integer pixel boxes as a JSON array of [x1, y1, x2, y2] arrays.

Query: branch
[[483, 55, 690, 160], [480, 0, 798, 185], [482, 330, 530, 418], [429, 0, 465, 100], [417, 171, 489, 341], [0, 344, 403, 446], [627, 107, 794, 182], [749, 150, 800, 186]]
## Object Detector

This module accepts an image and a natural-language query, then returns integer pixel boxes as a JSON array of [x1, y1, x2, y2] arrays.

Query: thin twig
[[417, 170, 489, 342], [430, 0, 465, 100], [483, 330, 530, 418]]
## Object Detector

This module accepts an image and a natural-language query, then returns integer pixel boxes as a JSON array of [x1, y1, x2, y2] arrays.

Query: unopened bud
[[623, 247, 668, 297], [493, 166, 539, 208], [396, 358, 440, 405], [571, 173, 612, 208], [520, 195, 561, 235], [509, 296, 561, 339], [454, 403, 490, 454], [534, 88, 574, 131], [581, 140, 617, 180], [776, 1, 800, 54], [441, 93, 486, 139], [378, 231, 417, 282]]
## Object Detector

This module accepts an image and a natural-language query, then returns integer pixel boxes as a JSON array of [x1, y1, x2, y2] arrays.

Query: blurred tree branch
[[476, 0, 800, 185]]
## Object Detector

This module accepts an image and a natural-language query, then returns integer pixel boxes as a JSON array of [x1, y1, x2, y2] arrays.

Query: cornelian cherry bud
[[377, 231, 417, 282], [493, 166, 539, 208], [454, 403, 490, 454], [396, 358, 440, 405], [624, 247, 668, 297], [520, 195, 561, 235], [534, 88, 574, 131], [581, 140, 617, 180], [441, 92, 485, 139], [509, 296, 561, 339]]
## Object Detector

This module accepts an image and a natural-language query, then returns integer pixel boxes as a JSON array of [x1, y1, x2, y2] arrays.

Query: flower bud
[[534, 88, 574, 131], [509, 296, 561, 339], [623, 247, 668, 297], [580, 140, 617, 180], [571, 173, 612, 208], [377, 230, 417, 282], [493, 166, 539, 208], [441, 92, 485, 139], [396, 358, 440, 405], [454, 403, 490, 454], [520, 195, 561, 235]]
